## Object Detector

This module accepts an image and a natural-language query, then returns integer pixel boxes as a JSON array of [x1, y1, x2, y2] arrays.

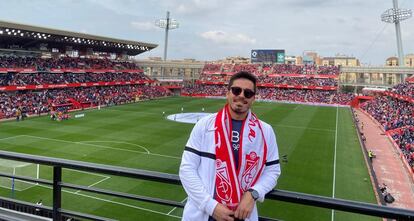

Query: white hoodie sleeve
[[251, 124, 281, 202], [179, 119, 218, 216]]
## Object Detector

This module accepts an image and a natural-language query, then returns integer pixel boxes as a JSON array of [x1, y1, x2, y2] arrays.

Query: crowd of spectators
[[391, 127, 414, 169], [201, 63, 221, 73], [360, 96, 414, 131], [199, 73, 337, 86], [233, 64, 259, 74], [272, 64, 303, 75], [182, 84, 353, 105], [359, 82, 414, 171], [182, 84, 227, 96], [302, 64, 340, 75], [199, 74, 230, 83], [222, 64, 234, 73], [0, 90, 49, 119], [258, 88, 353, 105], [200, 63, 340, 76], [390, 82, 414, 99], [257, 76, 337, 86], [0, 85, 170, 119], [315, 65, 340, 75], [0, 56, 38, 68], [0, 56, 143, 71], [0, 72, 149, 86], [189, 63, 349, 105]]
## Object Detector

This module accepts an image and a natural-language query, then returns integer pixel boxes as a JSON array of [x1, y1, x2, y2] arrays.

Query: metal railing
[[0, 150, 414, 221]]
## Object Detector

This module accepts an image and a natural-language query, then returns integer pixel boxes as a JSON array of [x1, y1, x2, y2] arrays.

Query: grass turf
[[0, 97, 378, 221]]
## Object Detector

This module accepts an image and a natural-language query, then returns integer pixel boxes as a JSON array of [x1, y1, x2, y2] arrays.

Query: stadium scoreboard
[[251, 49, 285, 63]]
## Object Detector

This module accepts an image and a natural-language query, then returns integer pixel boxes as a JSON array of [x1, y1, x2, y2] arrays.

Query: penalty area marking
[[74, 176, 111, 194], [0, 135, 25, 141], [20, 135, 181, 160], [167, 197, 187, 215], [79, 140, 150, 154], [0, 135, 183, 218], [35, 183, 181, 219]]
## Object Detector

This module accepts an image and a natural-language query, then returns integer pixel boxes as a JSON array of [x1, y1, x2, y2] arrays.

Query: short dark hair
[[227, 71, 257, 92]]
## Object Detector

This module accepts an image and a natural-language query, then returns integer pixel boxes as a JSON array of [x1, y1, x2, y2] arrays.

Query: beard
[[230, 99, 249, 114]]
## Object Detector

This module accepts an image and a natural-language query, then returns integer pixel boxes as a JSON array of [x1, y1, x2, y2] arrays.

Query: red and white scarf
[[214, 104, 268, 210]]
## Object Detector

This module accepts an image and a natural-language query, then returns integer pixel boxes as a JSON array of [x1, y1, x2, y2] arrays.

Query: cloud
[[200, 30, 256, 45], [174, 0, 220, 14], [130, 21, 158, 31], [285, 0, 329, 7]]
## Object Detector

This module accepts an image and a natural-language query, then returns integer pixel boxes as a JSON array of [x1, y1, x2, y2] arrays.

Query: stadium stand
[[361, 96, 414, 131], [0, 57, 171, 120], [184, 63, 353, 105], [0, 56, 143, 71], [390, 127, 414, 170], [0, 72, 149, 85], [390, 82, 414, 99], [360, 81, 414, 171], [0, 85, 169, 119]]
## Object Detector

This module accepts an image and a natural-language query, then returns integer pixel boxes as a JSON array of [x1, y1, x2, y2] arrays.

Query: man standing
[[180, 71, 281, 221]]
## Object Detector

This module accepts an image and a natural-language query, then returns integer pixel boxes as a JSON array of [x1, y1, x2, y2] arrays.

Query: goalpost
[[0, 159, 40, 192]]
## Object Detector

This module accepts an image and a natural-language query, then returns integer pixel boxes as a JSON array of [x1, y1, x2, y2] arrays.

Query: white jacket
[[179, 113, 281, 221]]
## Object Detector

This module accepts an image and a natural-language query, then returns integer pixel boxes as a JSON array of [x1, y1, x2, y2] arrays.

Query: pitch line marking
[[75, 176, 111, 194], [167, 197, 187, 215], [36, 183, 181, 219], [20, 135, 181, 160], [0, 135, 25, 141], [331, 105, 339, 221], [79, 141, 150, 154], [64, 168, 110, 179]]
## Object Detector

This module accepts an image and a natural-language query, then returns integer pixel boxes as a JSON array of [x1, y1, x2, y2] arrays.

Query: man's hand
[[234, 191, 255, 220], [212, 203, 234, 221]]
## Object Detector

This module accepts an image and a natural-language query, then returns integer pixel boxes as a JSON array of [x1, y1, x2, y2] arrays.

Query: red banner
[[0, 68, 37, 73], [164, 85, 182, 89], [202, 71, 221, 75], [196, 80, 226, 85], [266, 84, 337, 90], [49, 68, 143, 73], [0, 80, 154, 91], [383, 91, 414, 104], [181, 93, 208, 97], [195, 80, 337, 90], [268, 74, 338, 79]]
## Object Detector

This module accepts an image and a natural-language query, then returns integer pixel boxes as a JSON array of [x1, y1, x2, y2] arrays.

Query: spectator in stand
[[0, 85, 170, 120], [391, 127, 414, 169], [0, 72, 148, 86], [182, 84, 354, 105], [0, 56, 145, 72], [202, 63, 222, 73], [391, 82, 414, 99], [361, 96, 414, 131]]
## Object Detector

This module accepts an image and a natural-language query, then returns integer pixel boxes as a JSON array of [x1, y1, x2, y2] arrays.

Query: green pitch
[[0, 97, 378, 221]]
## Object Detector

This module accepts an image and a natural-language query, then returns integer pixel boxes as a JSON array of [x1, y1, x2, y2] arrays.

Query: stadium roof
[[0, 20, 157, 56]]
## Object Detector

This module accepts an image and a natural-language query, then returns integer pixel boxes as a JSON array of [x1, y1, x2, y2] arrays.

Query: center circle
[[166, 112, 212, 124]]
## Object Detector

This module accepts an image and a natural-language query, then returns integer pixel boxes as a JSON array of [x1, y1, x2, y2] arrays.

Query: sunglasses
[[230, 86, 255, 99]]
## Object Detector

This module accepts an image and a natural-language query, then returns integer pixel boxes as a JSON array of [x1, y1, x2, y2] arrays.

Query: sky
[[0, 0, 413, 65]]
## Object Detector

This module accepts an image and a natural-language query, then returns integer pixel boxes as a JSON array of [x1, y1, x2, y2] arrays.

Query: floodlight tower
[[381, 0, 412, 68], [156, 11, 179, 61], [156, 11, 179, 76]]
